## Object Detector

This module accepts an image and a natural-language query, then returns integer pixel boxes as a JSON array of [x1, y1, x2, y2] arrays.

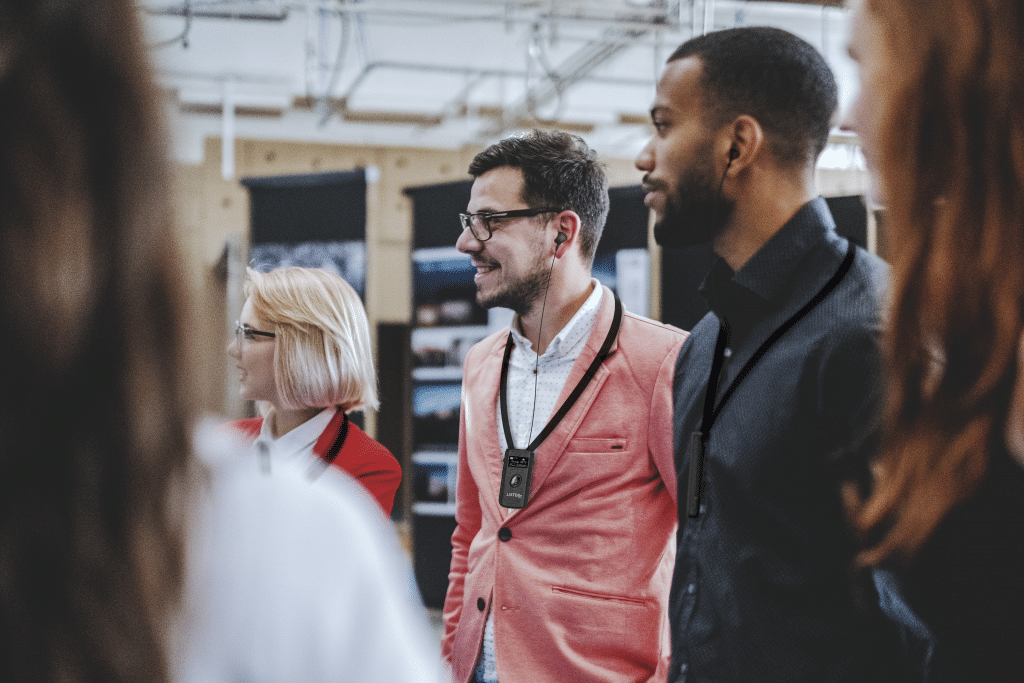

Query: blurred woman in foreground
[[845, 0, 1024, 677], [0, 1, 437, 681], [0, 0, 190, 677], [225, 266, 402, 515]]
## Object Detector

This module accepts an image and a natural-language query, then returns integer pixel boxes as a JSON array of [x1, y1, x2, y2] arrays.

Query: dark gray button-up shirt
[[669, 198, 896, 682]]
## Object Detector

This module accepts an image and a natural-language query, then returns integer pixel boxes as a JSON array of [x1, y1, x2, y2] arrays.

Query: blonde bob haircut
[[245, 266, 379, 413]]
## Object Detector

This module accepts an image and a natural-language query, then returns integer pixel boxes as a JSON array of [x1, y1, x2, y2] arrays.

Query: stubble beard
[[652, 142, 735, 249], [476, 258, 551, 317]]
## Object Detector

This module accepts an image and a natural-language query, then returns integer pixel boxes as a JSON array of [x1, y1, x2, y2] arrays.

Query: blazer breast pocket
[[564, 437, 629, 456]]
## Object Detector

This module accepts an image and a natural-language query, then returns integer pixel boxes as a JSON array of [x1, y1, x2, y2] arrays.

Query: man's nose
[[635, 138, 655, 172], [456, 223, 482, 253]]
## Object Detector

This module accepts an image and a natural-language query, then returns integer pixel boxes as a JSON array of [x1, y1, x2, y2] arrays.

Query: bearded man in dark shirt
[[636, 26, 899, 683]]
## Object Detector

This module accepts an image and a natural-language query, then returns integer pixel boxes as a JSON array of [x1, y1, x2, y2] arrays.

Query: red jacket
[[225, 409, 402, 516]]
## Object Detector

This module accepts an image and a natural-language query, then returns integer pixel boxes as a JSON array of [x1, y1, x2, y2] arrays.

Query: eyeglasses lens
[[461, 214, 490, 241]]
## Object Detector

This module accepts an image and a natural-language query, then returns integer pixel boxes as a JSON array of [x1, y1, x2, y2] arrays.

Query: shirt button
[[477, 598, 486, 611], [498, 527, 512, 542], [687, 583, 696, 595]]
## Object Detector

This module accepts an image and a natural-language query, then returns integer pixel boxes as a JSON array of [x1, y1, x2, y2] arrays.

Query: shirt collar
[[509, 278, 603, 360], [254, 406, 335, 461], [700, 197, 835, 321]]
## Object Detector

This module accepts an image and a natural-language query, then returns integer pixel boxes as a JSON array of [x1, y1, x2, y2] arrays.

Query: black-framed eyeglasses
[[234, 321, 276, 347], [458, 207, 563, 242]]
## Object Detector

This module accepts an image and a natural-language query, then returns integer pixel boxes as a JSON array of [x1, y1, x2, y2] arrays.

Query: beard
[[477, 257, 550, 317], [651, 144, 735, 249]]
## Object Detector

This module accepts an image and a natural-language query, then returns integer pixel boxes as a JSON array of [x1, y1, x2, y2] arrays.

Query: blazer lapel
[[464, 332, 509, 513], [505, 286, 620, 520]]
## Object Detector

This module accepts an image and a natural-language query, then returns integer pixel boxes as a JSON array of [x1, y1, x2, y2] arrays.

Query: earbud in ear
[[555, 231, 568, 246], [729, 146, 740, 161]]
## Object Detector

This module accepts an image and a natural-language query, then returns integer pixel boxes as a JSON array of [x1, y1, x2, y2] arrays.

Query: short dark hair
[[468, 130, 609, 263], [669, 26, 838, 168]]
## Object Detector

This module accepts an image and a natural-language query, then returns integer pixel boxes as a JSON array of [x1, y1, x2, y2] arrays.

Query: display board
[[241, 168, 369, 297]]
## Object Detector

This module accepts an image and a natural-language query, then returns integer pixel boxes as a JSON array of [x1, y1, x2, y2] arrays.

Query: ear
[[722, 114, 765, 174], [552, 210, 582, 257]]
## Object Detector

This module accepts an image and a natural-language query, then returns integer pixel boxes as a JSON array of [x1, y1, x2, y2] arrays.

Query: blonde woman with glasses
[[226, 267, 402, 516]]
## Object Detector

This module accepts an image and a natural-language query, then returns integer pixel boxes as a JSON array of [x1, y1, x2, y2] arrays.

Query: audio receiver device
[[499, 448, 535, 509]]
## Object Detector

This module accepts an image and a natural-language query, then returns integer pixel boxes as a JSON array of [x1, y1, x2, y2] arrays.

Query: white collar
[[253, 407, 335, 463], [509, 279, 603, 360]]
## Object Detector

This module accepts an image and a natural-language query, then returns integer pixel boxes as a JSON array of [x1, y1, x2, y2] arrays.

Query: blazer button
[[498, 526, 512, 542], [477, 598, 486, 611]]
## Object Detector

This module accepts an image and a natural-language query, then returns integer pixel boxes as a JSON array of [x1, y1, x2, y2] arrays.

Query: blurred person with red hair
[[845, 0, 1024, 678]]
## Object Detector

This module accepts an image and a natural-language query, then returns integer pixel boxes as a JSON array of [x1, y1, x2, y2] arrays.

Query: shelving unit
[[402, 182, 477, 608]]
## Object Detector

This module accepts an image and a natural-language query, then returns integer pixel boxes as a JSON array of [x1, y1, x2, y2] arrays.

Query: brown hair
[[468, 130, 609, 264], [850, 0, 1024, 566], [0, 0, 192, 680]]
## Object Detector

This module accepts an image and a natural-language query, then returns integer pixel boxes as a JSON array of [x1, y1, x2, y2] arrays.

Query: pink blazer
[[442, 287, 687, 683]]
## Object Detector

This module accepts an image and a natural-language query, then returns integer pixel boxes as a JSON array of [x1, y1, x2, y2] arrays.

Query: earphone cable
[[527, 250, 559, 444]]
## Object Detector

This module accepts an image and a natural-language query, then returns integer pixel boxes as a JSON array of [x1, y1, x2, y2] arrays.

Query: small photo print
[[250, 240, 366, 297], [412, 461, 454, 504], [413, 382, 462, 448]]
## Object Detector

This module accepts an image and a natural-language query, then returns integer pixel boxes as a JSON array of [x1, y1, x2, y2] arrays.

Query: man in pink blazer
[[443, 130, 687, 683]]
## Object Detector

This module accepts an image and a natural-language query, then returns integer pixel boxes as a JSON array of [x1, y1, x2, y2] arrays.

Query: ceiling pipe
[[336, 58, 655, 105], [145, 0, 683, 32], [145, 2, 288, 21], [481, 24, 649, 137]]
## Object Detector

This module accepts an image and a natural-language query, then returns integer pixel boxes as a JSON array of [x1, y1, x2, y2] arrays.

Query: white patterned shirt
[[476, 280, 603, 683]]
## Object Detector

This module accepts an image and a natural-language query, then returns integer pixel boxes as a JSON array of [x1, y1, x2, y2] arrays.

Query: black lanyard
[[321, 408, 350, 465], [306, 409, 349, 481], [500, 293, 623, 453], [686, 240, 857, 518]]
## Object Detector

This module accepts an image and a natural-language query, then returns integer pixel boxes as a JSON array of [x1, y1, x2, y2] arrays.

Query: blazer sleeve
[[648, 332, 687, 506], [441, 383, 482, 664]]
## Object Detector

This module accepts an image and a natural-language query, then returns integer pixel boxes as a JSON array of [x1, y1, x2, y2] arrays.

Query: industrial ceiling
[[143, 0, 861, 165]]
